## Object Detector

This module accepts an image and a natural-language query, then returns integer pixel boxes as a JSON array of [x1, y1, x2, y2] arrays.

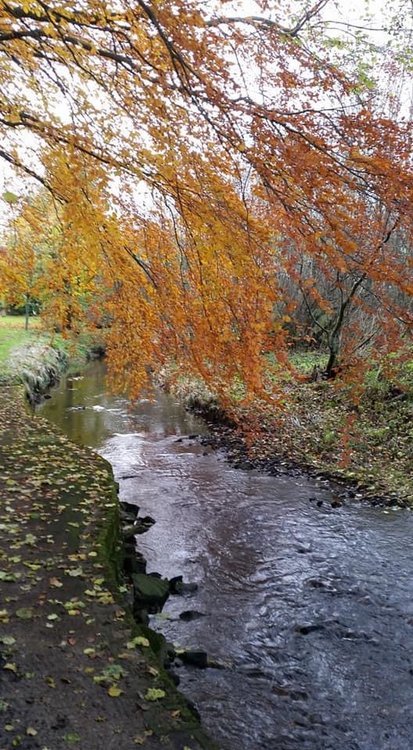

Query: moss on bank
[[0, 388, 214, 749]]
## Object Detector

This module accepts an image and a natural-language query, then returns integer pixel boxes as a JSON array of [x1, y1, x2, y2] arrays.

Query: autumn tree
[[1, 153, 115, 333], [0, 0, 412, 399], [0, 190, 41, 328]]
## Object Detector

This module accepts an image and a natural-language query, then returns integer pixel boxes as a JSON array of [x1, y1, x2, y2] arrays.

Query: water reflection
[[41, 360, 207, 446]]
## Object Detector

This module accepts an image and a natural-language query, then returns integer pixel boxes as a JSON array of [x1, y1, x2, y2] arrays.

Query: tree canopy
[[1, 0, 412, 399]]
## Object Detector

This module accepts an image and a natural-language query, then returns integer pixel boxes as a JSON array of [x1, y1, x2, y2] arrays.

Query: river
[[40, 361, 413, 750]]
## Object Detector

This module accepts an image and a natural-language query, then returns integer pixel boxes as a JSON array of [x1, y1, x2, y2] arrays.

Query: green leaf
[[0, 571, 20, 582], [63, 733, 81, 744], [145, 688, 166, 702], [16, 608, 33, 620], [2, 191, 18, 204], [126, 636, 150, 649], [0, 635, 16, 646]]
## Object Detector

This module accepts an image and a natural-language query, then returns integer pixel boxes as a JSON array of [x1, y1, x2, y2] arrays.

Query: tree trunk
[[25, 295, 30, 331]]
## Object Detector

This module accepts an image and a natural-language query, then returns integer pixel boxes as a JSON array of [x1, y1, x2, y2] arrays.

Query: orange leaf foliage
[[0, 1, 412, 399]]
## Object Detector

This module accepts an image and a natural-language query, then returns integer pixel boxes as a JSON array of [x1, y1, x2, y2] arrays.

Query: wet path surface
[[40, 362, 413, 750]]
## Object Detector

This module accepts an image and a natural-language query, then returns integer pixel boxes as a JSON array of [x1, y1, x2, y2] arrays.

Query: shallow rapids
[[40, 362, 413, 750]]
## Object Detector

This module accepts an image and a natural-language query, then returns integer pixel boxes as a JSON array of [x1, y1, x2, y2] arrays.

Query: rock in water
[[132, 573, 169, 613]]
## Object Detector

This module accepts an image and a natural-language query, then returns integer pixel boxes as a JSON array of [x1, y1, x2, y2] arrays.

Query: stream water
[[40, 361, 413, 750]]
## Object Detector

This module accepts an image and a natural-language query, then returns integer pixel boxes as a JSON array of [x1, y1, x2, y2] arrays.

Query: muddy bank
[[189, 400, 407, 508], [0, 388, 214, 750], [159, 356, 412, 505], [162, 365, 411, 507]]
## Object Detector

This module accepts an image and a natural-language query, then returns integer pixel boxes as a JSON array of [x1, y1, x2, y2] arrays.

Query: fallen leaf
[[3, 662, 17, 673], [145, 688, 166, 702], [0, 635, 16, 646], [49, 577, 63, 588], [127, 636, 150, 649], [16, 608, 33, 620], [108, 684, 122, 697]]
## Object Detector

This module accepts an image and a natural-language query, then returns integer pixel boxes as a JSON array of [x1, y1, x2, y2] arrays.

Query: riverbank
[[169, 365, 413, 506], [0, 388, 214, 749], [0, 316, 105, 402]]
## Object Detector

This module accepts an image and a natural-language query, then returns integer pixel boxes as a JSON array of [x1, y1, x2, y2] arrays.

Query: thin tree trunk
[[25, 295, 29, 331]]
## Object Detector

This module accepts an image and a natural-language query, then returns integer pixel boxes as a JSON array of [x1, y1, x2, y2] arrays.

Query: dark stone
[[188, 434, 198, 440], [119, 501, 139, 519], [168, 670, 180, 686], [307, 579, 327, 589], [316, 500, 323, 507], [331, 500, 342, 509], [309, 496, 316, 502], [120, 509, 137, 524], [132, 573, 169, 613], [140, 515, 156, 527], [180, 650, 208, 668], [170, 578, 198, 595], [123, 551, 146, 576], [169, 575, 183, 594], [134, 608, 149, 625], [179, 610, 206, 621], [185, 698, 201, 721], [122, 516, 155, 538], [296, 623, 325, 635]]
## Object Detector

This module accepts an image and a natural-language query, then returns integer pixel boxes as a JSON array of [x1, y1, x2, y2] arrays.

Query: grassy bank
[[0, 315, 42, 374], [168, 354, 413, 505], [0, 387, 214, 749], [0, 316, 105, 399]]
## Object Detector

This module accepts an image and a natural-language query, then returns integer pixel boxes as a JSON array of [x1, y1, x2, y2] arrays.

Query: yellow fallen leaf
[[108, 684, 122, 697], [4, 663, 17, 673]]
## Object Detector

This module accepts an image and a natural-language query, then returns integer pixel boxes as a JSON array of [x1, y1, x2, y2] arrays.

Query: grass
[[0, 315, 106, 399], [0, 315, 45, 371], [0, 315, 106, 378], [289, 350, 329, 374]]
